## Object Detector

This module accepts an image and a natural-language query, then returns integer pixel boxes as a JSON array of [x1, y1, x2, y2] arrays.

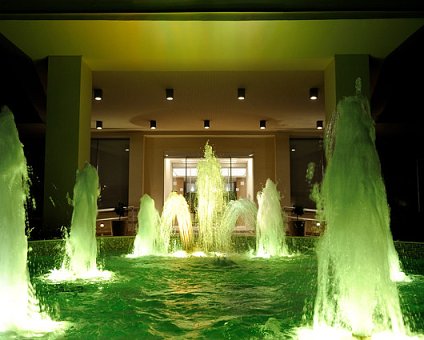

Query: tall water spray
[[256, 179, 289, 257], [196, 143, 226, 252], [311, 79, 406, 338], [60, 163, 100, 277], [0, 106, 58, 333], [132, 194, 161, 256]]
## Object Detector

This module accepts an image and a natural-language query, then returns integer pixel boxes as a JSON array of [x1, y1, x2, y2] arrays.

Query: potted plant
[[292, 205, 305, 236], [112, 202, 126, 236]]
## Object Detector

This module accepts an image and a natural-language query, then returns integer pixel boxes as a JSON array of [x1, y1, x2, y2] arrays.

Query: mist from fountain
[[196, 142, 226, 252], [0, 106, 61, 334], [303, 79, 408, 338], [256, 179, 289, 257]]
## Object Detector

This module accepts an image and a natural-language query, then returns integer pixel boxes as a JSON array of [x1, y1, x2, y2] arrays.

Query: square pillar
[[43, 56, 92, 236], [275, 132, 291, 208], [325, 54, 370, 122]]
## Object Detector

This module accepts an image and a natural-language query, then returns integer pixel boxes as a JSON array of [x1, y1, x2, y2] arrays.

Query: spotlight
[[150, 120, 157, 130], [309, 88, 318, 100], [260, 120, 266, 130], [166, 88, 174, 101], [204, 120, 210, 129], [93, 89, 103, 101], [316, 120, 324, 130], [95, 120, 103, 130], [237, 88, 245, 100]]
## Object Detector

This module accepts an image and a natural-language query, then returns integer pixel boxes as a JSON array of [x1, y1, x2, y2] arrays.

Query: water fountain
[[0, 106, 60, 334], [62, 163, 99, 274], [131, 194, 161, 256], [256, 179, 289, 257], [161, 191, 194, 253], [48, 163, 111, 281], [196, 142, 226, 252], [2, 103, 421, 338], [130, 192, 193, 256], [303, 79, 408, 338], [219, 198, 257, 252]]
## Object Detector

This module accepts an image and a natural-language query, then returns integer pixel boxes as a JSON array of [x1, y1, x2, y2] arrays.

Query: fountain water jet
[[161, 191, 194, 253], [308, 79, 408, 338], [131, 194, 161, 256], [256, 179, 289, 257], [196, 142, 226, 252], [0, 106, 61, 334], [220, 198, 257, 251], [48, 163, 111, 281], [131, 192, 193, 256]]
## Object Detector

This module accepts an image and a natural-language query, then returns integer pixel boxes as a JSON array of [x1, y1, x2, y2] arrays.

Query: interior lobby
[[1, 2, 423, 241]]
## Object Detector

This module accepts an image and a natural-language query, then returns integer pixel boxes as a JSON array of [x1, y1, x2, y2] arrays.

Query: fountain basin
[[22, 237, 424, 339]]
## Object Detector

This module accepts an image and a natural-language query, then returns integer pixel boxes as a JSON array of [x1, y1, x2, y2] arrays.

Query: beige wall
[[92, 131, 292, 212], [142, 134, 291, 211]]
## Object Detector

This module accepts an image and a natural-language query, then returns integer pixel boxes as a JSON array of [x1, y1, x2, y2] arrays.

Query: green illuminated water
[[25, 245, 424, 339], [196, 143, 226, 252], [220, 198, 257, 251], [161, 192, 194, 252], [132, 192, 193, 256], [60, 163, 100, 276], [256, 179, 289, 257], [311, 80, 408, 338], [132, 194, 161, 256], [0, 106, 59, 333]]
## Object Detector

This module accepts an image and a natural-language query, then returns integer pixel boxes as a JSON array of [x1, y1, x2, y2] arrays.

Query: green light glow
[[256, 179, 289, 257], [161, 192, 194, 252], [311, 80, 407, 337], [0, 106, 64, 335], [131, 193, 161, 256]]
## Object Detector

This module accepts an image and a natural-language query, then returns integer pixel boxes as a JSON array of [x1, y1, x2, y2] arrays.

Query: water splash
[[0, 106, 63, 334], [196, 142, 226, 252], [161, 192, 194, 252], [130, 194, 161, 256], [48, 164, 111, 281], [309, 79, 408, 338], [220, 198, 257, 252], [256, 179, 289, 257]]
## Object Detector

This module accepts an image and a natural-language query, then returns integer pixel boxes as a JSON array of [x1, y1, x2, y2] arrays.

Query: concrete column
[[128, 132, 144, 207], [324, 54, 370, 121], [275, 132, 291, 208], [43, 56, 92, 236]]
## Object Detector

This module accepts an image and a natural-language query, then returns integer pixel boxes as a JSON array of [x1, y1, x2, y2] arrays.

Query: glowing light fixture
[[237, 88, 245, 100], [95, 120, 103, 130], [150, 120, 157, 130], [204, 120, 210, 129], [260, 120, 266, 130], [166, 88, 174, 101], [309, 87, 318, 100], [316, 120, 324, 130], [93, 89, 103, 101]]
